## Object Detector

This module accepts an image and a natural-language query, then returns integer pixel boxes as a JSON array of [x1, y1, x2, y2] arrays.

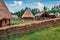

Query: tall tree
[[43, 6, 47, 12], [31, 8, 40, 15], [11, 7, 40, 17]]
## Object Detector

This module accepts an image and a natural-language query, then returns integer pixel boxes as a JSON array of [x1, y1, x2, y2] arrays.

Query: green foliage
[[11, 20, 35, 25], [11, 20, 24, 25], [11, 7, 40, 17], [49, 5, 60, 13], [7, 24, 60, 40], [43, 6, 47, 11], [48, 10, 60, 14], [31, 8, 40, 15], [51, 5, 60, 10], [12, 9, 25, 17], [11, 5, 60, 17]]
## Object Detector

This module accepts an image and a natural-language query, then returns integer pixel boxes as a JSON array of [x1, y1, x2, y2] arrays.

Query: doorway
[[0, 20, 2, 27]]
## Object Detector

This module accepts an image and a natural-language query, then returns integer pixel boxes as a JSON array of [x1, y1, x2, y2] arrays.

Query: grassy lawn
[[7, 24, 60, 40], [11, 20, 35, 25]]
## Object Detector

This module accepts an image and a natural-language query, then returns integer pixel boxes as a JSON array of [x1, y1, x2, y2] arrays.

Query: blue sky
[[4, 0, 60, 13]]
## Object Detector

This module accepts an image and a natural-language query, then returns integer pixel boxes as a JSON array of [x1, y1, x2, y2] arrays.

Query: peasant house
[[11, 15, 19, 20], [0, 0, 12, 27], [35, 12, 50, 20], [22, 9, 35, 20], [49, 13, 56, 18]]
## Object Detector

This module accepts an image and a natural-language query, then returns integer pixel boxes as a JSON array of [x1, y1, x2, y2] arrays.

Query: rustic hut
[[11, 15, 19, 20], [49, 13, 56, 18], [22, 9, 35, 20], [0, 0, 12, 27], [35, 12, 49, 20], [56, 12, 60, 17]]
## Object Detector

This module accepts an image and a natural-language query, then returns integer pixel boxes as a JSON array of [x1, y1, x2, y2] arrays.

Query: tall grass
[[11, 20, 35, 25]]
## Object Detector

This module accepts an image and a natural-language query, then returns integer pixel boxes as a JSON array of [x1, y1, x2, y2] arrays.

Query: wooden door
[[0, 20, 2, 27]]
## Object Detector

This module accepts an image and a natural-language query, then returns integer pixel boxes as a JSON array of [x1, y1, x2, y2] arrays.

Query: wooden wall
[[0, 18, 60, 40]]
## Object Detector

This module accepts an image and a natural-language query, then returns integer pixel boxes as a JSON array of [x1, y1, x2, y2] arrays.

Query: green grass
[[7, 24, 60, 40], [11, 20, 35, 25]]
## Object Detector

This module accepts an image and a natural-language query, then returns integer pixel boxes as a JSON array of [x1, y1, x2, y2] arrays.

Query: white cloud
[[10, 1, 23, 6], [48, 1, 60, 10], [8, 1, 23, 12], [35, 2, 44, 11]]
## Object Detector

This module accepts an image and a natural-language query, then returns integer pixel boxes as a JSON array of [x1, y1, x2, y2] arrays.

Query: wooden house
[[55, 12, 60, 17], [0, 0, 12, 27], [35, 12, 50, 20], [22, 9, 35, 20], [49, 13, 56, 18], [11, 15, 19, 20]]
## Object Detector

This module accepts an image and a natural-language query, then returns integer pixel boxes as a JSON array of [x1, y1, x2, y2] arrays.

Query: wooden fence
[[0, 18, 60, 40]]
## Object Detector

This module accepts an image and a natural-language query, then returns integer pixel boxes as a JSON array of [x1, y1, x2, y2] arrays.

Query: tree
[[43, 6, 47, 12], [20, 9, 25, 17], [25, 7, 31, 11], [31, 8, 40, 15], [11, 7, 40, 17]]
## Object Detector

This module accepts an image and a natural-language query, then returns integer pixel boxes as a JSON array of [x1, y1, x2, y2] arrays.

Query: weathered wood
[[0, 18, 60, 39]]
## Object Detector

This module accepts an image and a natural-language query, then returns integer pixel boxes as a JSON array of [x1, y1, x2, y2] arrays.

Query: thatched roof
[[49, 13, 55, 15], [35, 12, 49, 17], [49, 13, 56, 18], [12, 15, 18, 18], [35, 12, 44, 16], [0, 0, 12, 20], [22, 9, 34, 18]]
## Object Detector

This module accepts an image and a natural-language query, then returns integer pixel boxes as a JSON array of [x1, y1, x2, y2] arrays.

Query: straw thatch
[[49, 13, 56, 18], [0, 0, 12, 27], [35, 12, 49, 17], [22, 9, 34, 20], [0, 0, 12, 20], [35, 12, 49, 20]]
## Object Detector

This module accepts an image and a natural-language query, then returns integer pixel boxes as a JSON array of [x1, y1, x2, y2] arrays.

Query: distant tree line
[[11, 7, 40, 17], [11, 5, 60, 17], [48, 5, 60, 13]]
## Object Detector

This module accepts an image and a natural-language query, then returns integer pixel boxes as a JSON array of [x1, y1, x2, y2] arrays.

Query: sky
[[4, 0, 60, 13]]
